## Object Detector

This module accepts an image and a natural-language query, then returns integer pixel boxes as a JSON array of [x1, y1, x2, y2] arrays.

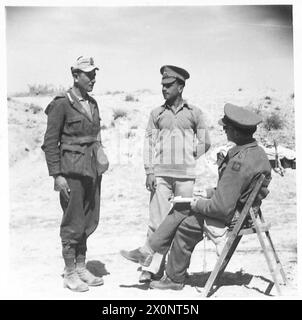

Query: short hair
[[234, 125, 257, 136], [176, 78, 185, 86]]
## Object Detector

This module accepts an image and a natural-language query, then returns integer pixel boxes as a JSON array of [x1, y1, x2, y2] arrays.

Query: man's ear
[[178, 84, 184, 94], [72, 72, 79, 82]]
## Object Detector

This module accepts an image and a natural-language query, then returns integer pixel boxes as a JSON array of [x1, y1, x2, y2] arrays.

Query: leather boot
[[63, 267, 89, 292], [76, 264, 104, 286]]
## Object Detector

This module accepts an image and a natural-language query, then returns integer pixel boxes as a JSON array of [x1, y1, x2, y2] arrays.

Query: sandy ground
[[7, 89, 297, 299]]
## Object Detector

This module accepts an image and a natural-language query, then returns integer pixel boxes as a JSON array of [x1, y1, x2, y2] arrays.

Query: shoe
[[76, 267, 104, 286], [63, 269, 89, 292], [139, 270, 164, 283], [139, 270, 152, 283], [120, 248, 152, 267], [149, 274, 184, 291]]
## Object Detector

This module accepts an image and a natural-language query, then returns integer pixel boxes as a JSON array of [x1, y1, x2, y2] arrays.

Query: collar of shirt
[[163, 99, 193, 111], [71, 88, 90, 102], [227, 140, 258, 159]]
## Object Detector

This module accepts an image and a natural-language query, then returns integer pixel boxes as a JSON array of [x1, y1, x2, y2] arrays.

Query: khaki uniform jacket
[[195, 140, 271, 224], [42, 89, 108, 178]]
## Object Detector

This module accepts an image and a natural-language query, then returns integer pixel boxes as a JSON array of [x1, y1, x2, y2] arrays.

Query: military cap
[[218, 103, 262, 130], [160, 65, 190, 84], [71, 56, 99, 72]]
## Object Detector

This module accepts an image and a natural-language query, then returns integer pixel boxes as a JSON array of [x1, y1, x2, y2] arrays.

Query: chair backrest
[[229, 174, 269, 232]]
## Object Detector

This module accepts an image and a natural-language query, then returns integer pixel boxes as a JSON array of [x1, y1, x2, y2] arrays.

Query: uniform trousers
[[148, 208, 205, 284], [59, 175, 101, 266], [142, 176, 194, 274]]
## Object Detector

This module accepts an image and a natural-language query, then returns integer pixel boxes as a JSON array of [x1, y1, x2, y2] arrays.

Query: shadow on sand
[[186, 270, 274, 296], [86, 260, 110, 277], [118, 270, 274, 296]]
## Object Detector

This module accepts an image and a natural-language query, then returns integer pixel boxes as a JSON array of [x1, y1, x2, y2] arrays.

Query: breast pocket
[[66, 116, 83, 133]]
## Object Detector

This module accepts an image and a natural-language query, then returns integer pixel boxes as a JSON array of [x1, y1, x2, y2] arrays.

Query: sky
[[5, 4, 294, 95]]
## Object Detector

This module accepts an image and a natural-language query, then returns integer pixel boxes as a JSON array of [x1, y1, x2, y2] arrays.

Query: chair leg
[[250, 210, 283, 295], [264, 231, 288, 285], [258, 210, 287, 285], [204, 235, 241, 297]]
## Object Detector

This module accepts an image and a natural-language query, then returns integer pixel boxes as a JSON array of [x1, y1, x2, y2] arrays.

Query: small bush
[[100, 124, 108, 130], [263, 112, 284, 131], [29, 103, 43, 114], [106, 90, 125, 95], [114, 90, 124, 95], [112, 108, 128, 120], [264, 96, 271, 100], [238, 88, 243, 91], [125, 130, 136, 139], [125, 94, 136, 102], [14, 84, 67, 97], [290, 93, 294, 99]]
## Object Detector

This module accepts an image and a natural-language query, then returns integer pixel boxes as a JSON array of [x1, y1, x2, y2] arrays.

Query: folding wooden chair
[[203, 174, 287, 297]]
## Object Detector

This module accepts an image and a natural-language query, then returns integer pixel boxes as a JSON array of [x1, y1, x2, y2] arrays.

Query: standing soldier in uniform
[[121, 103, 272, 290], [121, 65, 211, 282], [42, 56, 109, 292]]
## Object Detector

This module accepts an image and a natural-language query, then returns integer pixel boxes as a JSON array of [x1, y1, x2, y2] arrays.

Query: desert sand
[[8, 88, 297, 299]]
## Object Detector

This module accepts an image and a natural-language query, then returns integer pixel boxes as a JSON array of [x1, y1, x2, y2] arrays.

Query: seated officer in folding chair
[[120, 103, 272, 290]]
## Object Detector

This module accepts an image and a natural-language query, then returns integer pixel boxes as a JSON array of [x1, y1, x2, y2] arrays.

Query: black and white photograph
[[1, 0, 301, 301]]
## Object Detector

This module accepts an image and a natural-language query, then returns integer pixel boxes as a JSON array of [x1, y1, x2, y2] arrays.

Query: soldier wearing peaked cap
[[121, 103, 272, 291], [120, 65, 211, 283], [41, 56, 109, 292]]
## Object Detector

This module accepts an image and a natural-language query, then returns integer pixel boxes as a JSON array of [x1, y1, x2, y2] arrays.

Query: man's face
[[74, 70, 96, 92], [162, 80, 183, 102], [223, 124, 235, 142]]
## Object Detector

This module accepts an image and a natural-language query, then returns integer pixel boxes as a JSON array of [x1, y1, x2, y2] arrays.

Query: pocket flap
[[61, 144, 85, 154], [67, 117, 82, 124]]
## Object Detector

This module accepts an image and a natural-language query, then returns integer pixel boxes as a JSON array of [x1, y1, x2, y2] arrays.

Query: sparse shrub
[[112, 108, 128, 120], [130, 125, 138, 130], [113, 90, 124, 95], [263, 112, 284, 131], [29, 103, 43, 114], [264, 96, 271, 100], [100, 124, 108, 130], [14, 84, 67, 97], [125, 94, 136, 102], [290, 93, 294, 99], [106, 90, 124, 95], [7, 97, 11, 101], [238, 88, 243, 91], [125, 130, 136, 139]]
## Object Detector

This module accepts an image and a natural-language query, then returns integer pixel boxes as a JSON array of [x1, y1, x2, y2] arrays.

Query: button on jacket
[[195, 140, 271, 224], [41, 89, 102, 178], [144, 101, 211, 178]]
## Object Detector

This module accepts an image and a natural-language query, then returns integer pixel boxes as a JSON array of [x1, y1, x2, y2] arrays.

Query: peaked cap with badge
[[218, 103, 262, 131], [160, 65, 190, 85], [71, 56, 99, 73]]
